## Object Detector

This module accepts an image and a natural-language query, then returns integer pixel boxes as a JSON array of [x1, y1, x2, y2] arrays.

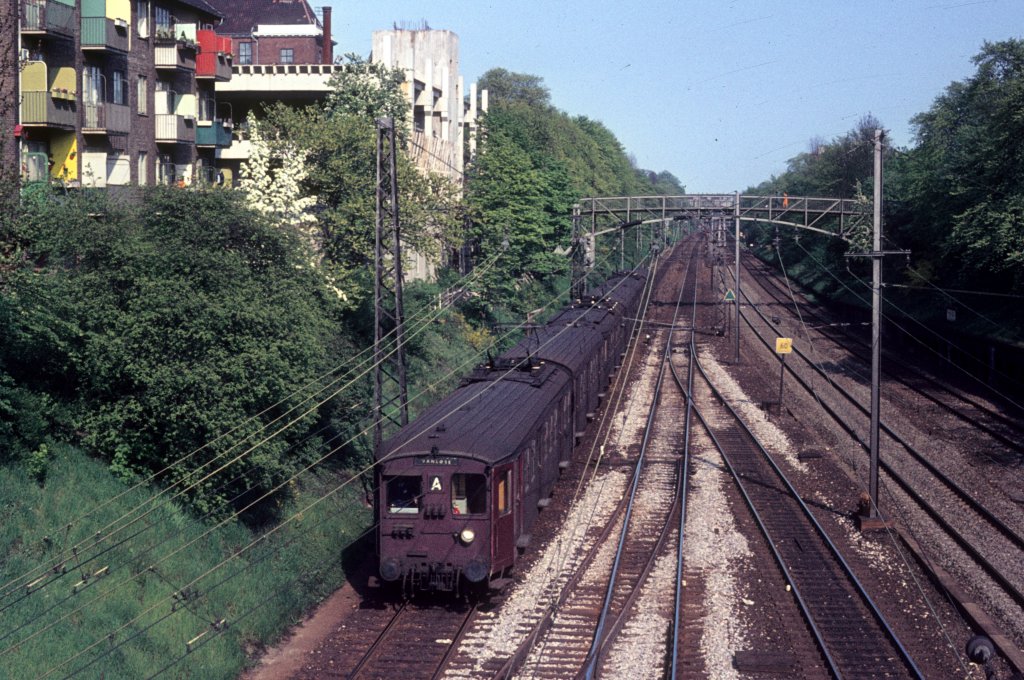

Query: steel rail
[[735, 284, 1024, 612], [668, 264, 699, 680], [490, 247, 673, 680], [743, 252, 1024, 454], [578, 237, 697, 680], [689, 349, 924, 679], [734, 263, 1024, 554], [345, 601, 410, 679]]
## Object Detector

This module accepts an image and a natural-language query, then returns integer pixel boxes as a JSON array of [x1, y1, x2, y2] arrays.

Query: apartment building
[[13, 0, 233, 188]]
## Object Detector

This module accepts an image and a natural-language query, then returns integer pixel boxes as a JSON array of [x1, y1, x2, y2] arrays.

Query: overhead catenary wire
[[148, 249, 663, 680], [14, 245, 640, 673], [0, 251, 508, 620], [793, 238, 1024, 416], [147, 249, 665, 680]]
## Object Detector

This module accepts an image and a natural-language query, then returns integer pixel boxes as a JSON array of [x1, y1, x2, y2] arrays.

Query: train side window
[[386, 476, 421, 514], [451, 473, 486, 514], [497, 470, 512, 515]]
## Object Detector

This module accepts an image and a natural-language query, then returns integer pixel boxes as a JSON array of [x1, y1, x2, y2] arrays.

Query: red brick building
[[205, 0, 332, 66]]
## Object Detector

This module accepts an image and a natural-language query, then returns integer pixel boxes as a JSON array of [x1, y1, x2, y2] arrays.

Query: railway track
[[688, 345, 924, 679], [743, 252, 1024, 473], [734, 266, 1024, 609], [312, 599, 476, 680], [435, 237, 700, 679], [508, 239, 695, 679], [720, 253, 1024, 667]]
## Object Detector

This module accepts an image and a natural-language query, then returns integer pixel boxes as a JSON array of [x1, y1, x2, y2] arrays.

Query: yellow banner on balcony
[[22, 61, 47, 91], [51, 133, 78, 182], [51, 66, 77, 95]]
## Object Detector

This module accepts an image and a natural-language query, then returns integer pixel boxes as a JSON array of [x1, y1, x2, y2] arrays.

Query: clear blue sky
[[328, 0, 1023, 193]]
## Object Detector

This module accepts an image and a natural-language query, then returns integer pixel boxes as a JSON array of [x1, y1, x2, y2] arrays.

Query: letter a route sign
[[724, 289, 736, 302]]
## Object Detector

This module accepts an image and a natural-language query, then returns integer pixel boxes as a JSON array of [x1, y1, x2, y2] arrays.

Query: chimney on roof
[[321, 6, 333, 65]]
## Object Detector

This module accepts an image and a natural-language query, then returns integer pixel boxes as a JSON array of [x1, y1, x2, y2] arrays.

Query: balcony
[[21, 0, 76, 38], [83, 102, 131, 134], [156, 114, 196, 143], [20, 90, 76, 129], [155, 44, 197, 71], [196, 120, 232, 148], [197, 30, 232, 81], [81, 17, 129, 52]]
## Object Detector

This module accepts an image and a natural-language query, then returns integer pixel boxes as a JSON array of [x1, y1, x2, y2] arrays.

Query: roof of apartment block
[[205, 0, 321, 36], [174, 0, 223, 20]]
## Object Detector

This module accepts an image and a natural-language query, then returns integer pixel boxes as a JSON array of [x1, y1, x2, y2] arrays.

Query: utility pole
[[373, 118, 409, 455], [734, 191, 741, 364], [847, 129, 907, 526], [571, 204, 586, 299], [868, 129, 883, 520]]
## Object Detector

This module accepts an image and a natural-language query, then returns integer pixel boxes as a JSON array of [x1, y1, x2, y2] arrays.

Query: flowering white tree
[[239, 113, 318, 244], [239, 114, 359, 303]]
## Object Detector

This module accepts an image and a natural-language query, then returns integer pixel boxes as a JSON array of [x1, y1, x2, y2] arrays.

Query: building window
[[136, 0, 149, 37], [198, 96, 214, 122], [138, 151, 148, 185], [83, 66, 103, 105], [154, 5, 171, 34], [113, 71, 127, 106], [238, 42, 252, 65], [279, 48, 293, 64], [137, 75, 147, 114]]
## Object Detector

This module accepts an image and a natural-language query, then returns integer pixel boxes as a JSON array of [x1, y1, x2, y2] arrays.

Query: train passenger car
[[376, 362, 573, 593], [374, 269, 648, 594]]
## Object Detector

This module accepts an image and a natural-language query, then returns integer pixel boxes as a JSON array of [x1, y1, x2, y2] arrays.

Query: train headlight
[[459, 528, 475, 545]]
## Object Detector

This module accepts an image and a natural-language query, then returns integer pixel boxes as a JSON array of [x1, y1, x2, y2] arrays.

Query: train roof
[[379, 363, 568, 466], [589, 270, 647, 306], [501, 321, 605, 376]]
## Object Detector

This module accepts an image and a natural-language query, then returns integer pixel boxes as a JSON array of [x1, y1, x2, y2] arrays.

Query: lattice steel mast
[[374, 118, 409, 454]]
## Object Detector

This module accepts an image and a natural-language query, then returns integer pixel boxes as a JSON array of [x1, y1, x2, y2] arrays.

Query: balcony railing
[[21, 0, 76, 37], [197, 30, 233, 81], [20, 90, 76, 128], [83, 102, 131, 134], [21, 152, 49, 183], [196, 52, 232, 80], [81, 17, 129, 52], [196, 121, 232, 147], [155, 45, 197, 71], [155, 114, 196, 143], [194, 165, 226, 186]]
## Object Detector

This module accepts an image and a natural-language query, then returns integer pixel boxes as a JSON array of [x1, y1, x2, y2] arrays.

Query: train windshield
[[451, 474, 486, 515], [386, 475, 422, 514]]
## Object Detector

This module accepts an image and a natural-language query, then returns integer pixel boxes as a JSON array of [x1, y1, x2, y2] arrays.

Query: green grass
[[0, 444, 370, 679]]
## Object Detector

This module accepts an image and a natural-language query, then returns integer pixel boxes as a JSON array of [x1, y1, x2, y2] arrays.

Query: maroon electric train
[[375, 269, 649, 594]]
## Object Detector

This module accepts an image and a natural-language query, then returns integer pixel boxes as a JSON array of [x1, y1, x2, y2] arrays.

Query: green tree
[[465, 128, 574, 314], [900, 39, 1024, 290], [325, 53, 410, 126], [478, 68, 551, 107]]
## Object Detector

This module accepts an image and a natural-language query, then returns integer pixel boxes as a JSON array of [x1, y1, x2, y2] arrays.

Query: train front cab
[[377, 454, 522, 594]]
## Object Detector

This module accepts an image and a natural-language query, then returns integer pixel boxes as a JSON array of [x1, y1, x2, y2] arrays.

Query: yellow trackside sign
[[775, 337, 793, 354]]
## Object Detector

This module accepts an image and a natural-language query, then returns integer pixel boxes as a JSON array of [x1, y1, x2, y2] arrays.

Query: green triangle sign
[[724, 289, 736, 302]]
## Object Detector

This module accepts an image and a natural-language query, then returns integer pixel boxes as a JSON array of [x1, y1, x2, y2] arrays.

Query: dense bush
[[1, 188, 353, 515]]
